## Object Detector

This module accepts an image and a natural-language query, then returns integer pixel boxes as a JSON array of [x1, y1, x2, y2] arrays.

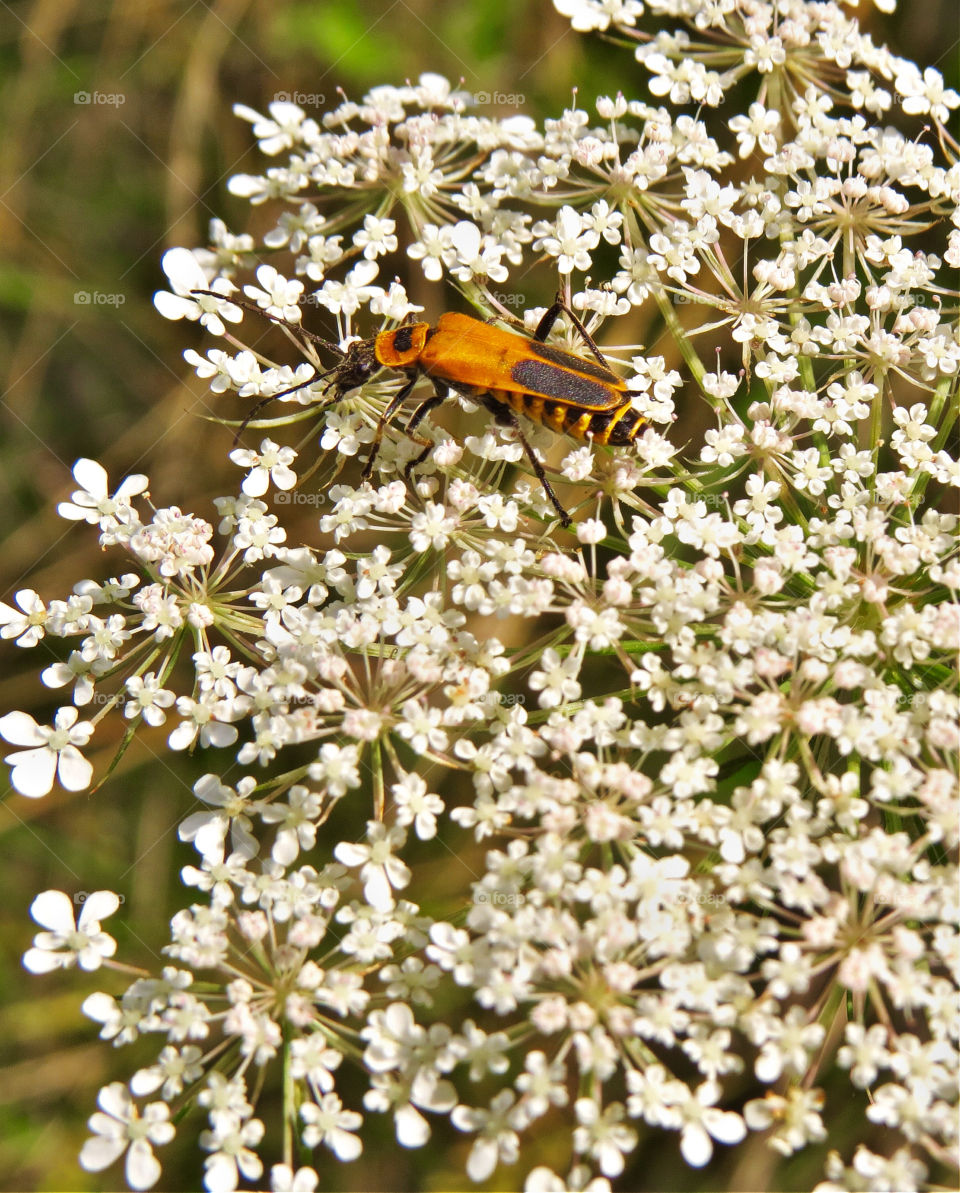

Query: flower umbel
[[6, 9, 960, 1193]]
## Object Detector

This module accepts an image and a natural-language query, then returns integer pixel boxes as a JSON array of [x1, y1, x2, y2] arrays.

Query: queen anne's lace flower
[[23, 889, 120, 973], [0, 707, 94, 796], [6, 7, 959, 1190], [79, 1083, 174, 1191]]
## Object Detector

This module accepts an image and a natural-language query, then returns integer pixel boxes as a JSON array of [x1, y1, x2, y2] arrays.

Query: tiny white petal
[[22, 947, 64, 974], [0, 711, 43, 747], [9, 748, 58, 796], [395, 1103, 430, 1148], [126, 1139, 162, 1190], [30, 889, 76, 931], [467, 1137, 498, 1182], [334, 842, 369, 866], [680, 1123, 713, 1167], [77, 890, 120, 927], [57, 746, 94, 792], [72, 458, 110, 498], [80, 1135, 127, 1172]]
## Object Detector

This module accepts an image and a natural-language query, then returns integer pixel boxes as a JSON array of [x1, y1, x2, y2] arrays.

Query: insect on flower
[[192, 290, 647, 527]]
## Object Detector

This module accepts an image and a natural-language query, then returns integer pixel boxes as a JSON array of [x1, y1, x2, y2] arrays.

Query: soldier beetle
[[192, 290, 645, 528]]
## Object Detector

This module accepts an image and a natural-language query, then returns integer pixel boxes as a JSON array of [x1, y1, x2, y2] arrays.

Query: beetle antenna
[[232, 363, 342, 444], [189, 289, 345, 356]]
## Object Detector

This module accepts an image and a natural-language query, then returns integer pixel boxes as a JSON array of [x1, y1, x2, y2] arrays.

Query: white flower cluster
[[4, 1, 958, 1190]]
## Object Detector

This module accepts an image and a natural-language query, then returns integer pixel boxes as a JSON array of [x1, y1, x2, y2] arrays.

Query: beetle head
[[328, 338, 380, 397]]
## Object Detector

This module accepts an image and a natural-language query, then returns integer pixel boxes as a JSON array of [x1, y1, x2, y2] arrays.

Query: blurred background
[[0, 1, 954, 1189]]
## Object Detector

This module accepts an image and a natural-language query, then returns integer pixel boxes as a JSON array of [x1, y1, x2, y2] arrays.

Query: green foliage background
[[0, 1, 955, 1189]]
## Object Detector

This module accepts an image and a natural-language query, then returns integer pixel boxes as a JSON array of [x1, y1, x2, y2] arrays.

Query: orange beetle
[[195, 292, 645, 527]]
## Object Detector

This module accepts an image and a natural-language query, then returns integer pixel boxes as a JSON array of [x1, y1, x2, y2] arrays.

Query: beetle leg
[[534, 296, 611, 371], [402, 385, 450, 480], [360, 374, 419, 482], [406, 385, 448, 438], [532, 301, 563, 342], [482, 396, 572, 528]]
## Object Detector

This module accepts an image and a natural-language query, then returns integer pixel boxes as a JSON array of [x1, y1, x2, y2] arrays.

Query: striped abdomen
[[495, 388, 645, 446]]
